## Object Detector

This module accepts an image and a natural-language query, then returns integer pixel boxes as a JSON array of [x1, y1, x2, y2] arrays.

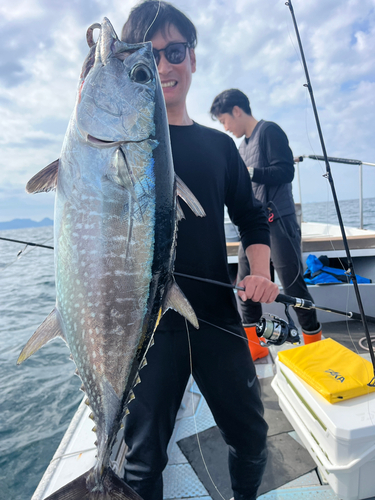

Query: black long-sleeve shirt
[[158, 122, 270, 330]]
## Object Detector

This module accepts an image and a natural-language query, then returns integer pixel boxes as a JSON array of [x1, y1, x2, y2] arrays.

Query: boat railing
[[295, 155, 375, 229]]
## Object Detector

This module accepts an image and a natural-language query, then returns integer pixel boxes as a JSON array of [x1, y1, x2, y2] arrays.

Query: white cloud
[[0, 0, 43, 21], [1, 0, 375, 221]]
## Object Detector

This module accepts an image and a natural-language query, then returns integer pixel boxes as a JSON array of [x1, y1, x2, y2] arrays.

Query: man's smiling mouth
[[161, 81, 177, 88]]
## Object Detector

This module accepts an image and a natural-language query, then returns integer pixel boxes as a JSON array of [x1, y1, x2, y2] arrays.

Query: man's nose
[[157, 52, 170, 73]]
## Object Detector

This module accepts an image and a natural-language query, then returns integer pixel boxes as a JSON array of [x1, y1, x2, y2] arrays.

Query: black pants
[[238, 213, 319, 332], [123, 322, 268, 500]]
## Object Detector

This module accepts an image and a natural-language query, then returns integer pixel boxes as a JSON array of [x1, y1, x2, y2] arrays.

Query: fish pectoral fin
[[176, 175, 206, 217], [176, 199, 185, 222], [164, 282, 199, 329], [17, 308, 66, 365], [26, 159, 59, 194], [107, 149, 138, 202]]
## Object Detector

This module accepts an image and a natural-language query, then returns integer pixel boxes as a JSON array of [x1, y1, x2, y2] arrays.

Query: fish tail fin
[[43, 470, 89, 499], [44, 467, 143, 500], [102, 467, 143, 499]]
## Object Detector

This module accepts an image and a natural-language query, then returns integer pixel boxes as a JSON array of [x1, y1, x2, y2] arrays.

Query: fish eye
[[130, 64, 153, 84]]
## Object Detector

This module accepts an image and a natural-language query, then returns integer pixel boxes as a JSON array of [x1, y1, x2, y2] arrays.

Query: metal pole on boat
[[359, 161, 375, 231], [360, 164, 363, 229], [305, 154, 372, 229], [286, 0, 375, 384], [293, 156, 303, 225]]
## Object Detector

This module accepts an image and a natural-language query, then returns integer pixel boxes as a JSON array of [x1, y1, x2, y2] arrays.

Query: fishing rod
[[175, 272, 375, 324], [0, 236, 54, 249], [4, 238, 374, 347], [3, 240, 373, 324], [285, 0, 375, 385], [275, 293, 375, 324]]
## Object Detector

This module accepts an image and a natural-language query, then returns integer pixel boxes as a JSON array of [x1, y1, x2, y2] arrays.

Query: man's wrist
[[248, 166, 254, 179]]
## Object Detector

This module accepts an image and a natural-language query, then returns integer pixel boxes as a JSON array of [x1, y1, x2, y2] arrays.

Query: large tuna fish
[[18, 17, 205, 500]]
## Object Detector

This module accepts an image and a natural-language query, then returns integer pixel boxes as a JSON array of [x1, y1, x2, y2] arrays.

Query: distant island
[[0, 218, 53, 230]]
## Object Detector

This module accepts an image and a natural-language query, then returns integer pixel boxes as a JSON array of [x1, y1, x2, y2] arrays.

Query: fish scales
[[18, 17, 205, 500]]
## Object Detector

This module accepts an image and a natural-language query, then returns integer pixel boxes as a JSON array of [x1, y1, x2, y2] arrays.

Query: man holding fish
[[121, 2, 279, 500]]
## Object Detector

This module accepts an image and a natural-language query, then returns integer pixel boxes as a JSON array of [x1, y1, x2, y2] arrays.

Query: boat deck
[[32, 320, 375, 500], [156, 320, 375, 500], [160, 376, 337, 500]]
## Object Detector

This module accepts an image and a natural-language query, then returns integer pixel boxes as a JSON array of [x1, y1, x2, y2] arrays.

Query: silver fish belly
[[18, 17, 205, 500]]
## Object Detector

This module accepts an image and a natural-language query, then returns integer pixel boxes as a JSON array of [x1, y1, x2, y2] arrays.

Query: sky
[[1, 0, 375, 222]]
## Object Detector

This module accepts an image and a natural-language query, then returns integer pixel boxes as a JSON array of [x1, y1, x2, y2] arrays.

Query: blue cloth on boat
[[304, 254, 371, 285]]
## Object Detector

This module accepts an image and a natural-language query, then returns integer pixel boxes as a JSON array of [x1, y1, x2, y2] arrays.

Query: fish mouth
[[87, 134, 122, 146], [77, 124, 149, 148], [84, 133, 148, 148]]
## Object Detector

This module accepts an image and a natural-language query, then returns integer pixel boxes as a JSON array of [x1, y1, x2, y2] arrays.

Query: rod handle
[[275, 293, 314, 309]]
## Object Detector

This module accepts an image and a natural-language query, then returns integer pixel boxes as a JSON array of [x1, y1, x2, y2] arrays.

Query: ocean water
[[302, 197, 375, 231], [1, 198, 375, 500], [0, 227, 81, 500]]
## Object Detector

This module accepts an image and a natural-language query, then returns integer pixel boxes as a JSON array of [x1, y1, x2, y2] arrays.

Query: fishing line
[[184, 319, 227, 500], [342, 288, 375, 427], [284, 4, 305, 75], [143, 0, 161, 42], [50, 447, 97, 463], [284, 0, 330, 194], [359, 336, 375, 351], [198, 317, 252, 342], [266, 200, 303, 290]]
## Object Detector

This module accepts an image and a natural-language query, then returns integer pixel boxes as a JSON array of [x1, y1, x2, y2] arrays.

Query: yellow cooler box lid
[[278, 338, 375, 404]]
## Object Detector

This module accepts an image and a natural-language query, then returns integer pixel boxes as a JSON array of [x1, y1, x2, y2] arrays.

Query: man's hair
[[121, 0, 197, 48], [210, 89, 252, 119]]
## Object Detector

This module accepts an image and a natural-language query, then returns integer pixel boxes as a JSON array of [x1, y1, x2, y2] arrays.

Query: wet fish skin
[[18, 17, 204, 500]]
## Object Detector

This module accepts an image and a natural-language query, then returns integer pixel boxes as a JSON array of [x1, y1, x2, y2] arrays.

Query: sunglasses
[[152, 42, 190, 66]]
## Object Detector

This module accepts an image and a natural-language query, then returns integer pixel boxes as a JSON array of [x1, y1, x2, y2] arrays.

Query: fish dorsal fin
[[26, 159, 59, 194], [164, 281, 199, 329], [17, 308, 66, 365], [176, 175, 206, 218], [99, 18, 118, 64]]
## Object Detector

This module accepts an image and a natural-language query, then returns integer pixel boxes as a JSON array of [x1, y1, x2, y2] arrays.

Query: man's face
[[151, 24, 196, 111], [217, 111, 245, 138]]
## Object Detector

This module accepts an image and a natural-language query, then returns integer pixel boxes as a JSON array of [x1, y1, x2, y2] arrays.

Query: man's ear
[[189, 48, 196, 73], [232, 105, 242, 118]]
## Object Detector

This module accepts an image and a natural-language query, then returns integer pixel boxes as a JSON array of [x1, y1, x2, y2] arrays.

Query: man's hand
[[237, 274, 279, 304]]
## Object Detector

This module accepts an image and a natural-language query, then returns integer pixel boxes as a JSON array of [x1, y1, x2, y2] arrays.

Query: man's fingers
[[238, 275, 279, 303]]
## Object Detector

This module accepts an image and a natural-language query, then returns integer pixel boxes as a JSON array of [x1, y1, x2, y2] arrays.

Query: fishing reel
[[256, 304, 301, 346]]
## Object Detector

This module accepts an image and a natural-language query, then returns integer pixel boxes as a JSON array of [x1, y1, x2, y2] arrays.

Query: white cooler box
[[272, 357, 375, 500]]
